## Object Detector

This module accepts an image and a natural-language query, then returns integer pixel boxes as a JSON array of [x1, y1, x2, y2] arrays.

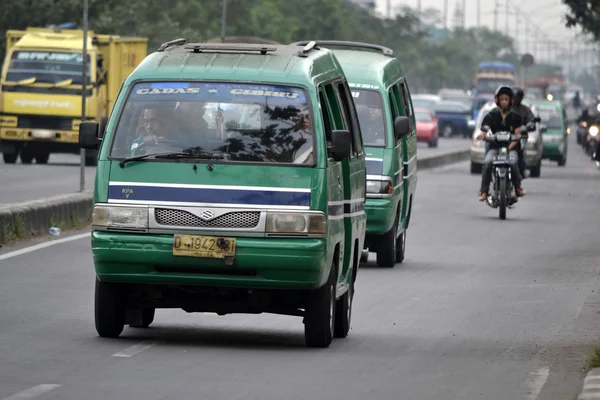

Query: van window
[[398, 81, 413, 121], [335, 82, 362, 155], [352, 89, 387, 147], [325, 83, 354, 155], [318, 89, 333, 143], [109, 81, 315, 165]]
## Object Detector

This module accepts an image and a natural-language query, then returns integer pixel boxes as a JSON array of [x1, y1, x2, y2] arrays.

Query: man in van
[[130, 106, 168, 155], [477, 86, 525, 201]]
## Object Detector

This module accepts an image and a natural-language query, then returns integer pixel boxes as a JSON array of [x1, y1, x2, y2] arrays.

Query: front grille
[[155, 209, 261, 229], [17, 115, 73, 131]]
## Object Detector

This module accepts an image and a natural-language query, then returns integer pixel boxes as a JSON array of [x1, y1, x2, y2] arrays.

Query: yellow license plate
[[172, 234, 236, 259]]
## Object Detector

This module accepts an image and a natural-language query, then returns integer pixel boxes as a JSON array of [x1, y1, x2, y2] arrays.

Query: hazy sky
[[373, 0, 586, 51]]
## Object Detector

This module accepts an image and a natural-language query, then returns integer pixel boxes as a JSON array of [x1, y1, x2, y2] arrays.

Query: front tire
[[95, 278, 126, 338], [376, 220, 397, 268], [2, 152, 18, 164], [396, 230, 406, 264], [35, 151, 50, 164], [334, 280, 353, 339], [304, 263, 336, 348]]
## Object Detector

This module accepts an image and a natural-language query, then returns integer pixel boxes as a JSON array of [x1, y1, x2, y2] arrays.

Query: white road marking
[[0, 384, 61, 400], [112, 341, 159, 358], [0, 232, 90, 261], [523, 366, 550, 400]]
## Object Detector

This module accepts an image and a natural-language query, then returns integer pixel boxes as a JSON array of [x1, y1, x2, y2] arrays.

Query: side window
[[325, 82, 354, 156], [335, 81, 362, 156], [318, 88, 334, 144], [398, 80, 414, 124]]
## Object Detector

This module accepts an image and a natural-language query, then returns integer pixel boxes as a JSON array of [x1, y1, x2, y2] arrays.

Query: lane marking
[[1, 384, 61, 400], [112, 341, 159, 358], [0, 232, 90, 261], [523, 366, 550, 400]]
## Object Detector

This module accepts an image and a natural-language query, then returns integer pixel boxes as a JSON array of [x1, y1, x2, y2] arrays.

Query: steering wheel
[[132, 137, 189, 156]]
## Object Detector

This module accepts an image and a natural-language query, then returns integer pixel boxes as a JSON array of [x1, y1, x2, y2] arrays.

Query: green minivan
[[292, 41, 418, 268], [79, 40, 408, 348], [530, 99, 568, 166]]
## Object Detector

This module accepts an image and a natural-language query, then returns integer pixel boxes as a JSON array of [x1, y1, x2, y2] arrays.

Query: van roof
[[289, 41, 403, 91], [125, 40, 345, 89]]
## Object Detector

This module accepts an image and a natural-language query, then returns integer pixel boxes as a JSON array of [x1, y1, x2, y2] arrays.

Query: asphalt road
[[0, 138, 470, 205], [1, 133, 599, 400]]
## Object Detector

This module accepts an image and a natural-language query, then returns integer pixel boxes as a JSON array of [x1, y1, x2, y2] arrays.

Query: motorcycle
[[577, 121, 588, 146], [586, 124, 599, 157], [481, 128, 522, 220]]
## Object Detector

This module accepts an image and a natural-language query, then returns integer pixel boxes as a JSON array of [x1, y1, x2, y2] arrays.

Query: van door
[[387, 85, 405, 228], [397, 80, 418, 228]]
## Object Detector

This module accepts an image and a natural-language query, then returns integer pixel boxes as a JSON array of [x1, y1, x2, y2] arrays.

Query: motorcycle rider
[[511, 86, 535, 177], [477, 86, 525, 201]]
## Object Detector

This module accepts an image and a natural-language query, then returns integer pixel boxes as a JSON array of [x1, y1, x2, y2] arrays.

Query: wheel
[[2, 152, 18, 164], [333, 280, 353, 339], [35, 151, 50, 164], [428, 138, 438, 148], [20, 150, 34, 164], [128, 308, 155, 328], [395, 230, 406, 264], [558, 154, 566, 166], [442, 125, 453, 137], [499, 178, 507, 220], [529, 160, 541, 178], [94, 278, 126, 338], [304, 263, 336, 348], [470, 162, 482, 174], [376, 220, 397, 268]]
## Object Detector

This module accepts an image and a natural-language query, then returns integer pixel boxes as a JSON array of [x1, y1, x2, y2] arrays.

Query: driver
[[477, 86, 525, 201], [130, 106, 168, 155]]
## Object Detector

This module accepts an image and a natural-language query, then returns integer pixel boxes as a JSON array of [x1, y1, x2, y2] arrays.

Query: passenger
[[292, 110, 314, 164]]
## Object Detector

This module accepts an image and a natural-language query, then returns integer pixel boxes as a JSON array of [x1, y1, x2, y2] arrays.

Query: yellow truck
[[0, 24, 147, 165]]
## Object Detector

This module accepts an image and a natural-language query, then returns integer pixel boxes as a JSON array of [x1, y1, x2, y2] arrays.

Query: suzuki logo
[[200, 209, 214, 220]]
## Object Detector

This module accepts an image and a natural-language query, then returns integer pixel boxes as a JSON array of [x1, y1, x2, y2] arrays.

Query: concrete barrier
[[0, 149, 470, 244], [578, 368, 600, 399], [0, 191, 93, 244]]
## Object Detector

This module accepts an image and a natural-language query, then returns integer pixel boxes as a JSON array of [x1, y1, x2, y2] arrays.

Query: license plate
[[31, 129, 55, 139], [172, 234, 236, 259]]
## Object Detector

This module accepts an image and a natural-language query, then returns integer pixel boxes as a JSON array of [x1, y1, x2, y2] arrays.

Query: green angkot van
[[79, 40, 381, 348], [292, 41, 417, 268]]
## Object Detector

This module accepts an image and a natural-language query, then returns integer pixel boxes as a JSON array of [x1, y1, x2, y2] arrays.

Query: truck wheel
[[376, 221, 397, 268], [20, 150, 34, 164], [333, 280, 353, 339], [304, 262, 335, 348], [2, 152, 18, 164], [35, 152, 50, 164], [128, 308, 155, 328], [396, 230, 406, 264], [95, 278, 126, 338]]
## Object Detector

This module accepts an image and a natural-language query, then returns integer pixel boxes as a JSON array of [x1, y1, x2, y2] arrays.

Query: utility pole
[[568, 42, 573, 81], [417, 0, 421, 14], [220, 0, 227, 43], [525, 24, 529, 53], [505, 0, 509, 33], [462, 0, 466, 29], [386, 0, 391, 18], [443, 0, 448, 29], [477, 0, 481, 28], [494, 0, 498, 31], [80, 0, 88, 191]]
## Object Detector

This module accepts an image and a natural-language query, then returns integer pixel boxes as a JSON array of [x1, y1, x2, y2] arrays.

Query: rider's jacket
[[482, 108, 522, 150], [511, 104, 535, 126]]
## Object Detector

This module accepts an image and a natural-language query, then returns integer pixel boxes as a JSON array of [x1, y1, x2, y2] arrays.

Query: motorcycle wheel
[[499, 178, 507, 220]]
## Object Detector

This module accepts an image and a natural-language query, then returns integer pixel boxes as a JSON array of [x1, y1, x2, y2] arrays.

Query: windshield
[[415, 111, 432, 122], [351, 89, 387, 147], [435, 102, 469, 113], [412, 97, 438, 111], [476, 78, 514, 94], [537, 109, 563, 129], [5, 51, 91, 85], [109, 81, 314, 165]]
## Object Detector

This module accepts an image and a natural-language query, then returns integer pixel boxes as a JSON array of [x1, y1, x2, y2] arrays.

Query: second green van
[[292, 41, 418, 268], [79, 40, 378, 348]]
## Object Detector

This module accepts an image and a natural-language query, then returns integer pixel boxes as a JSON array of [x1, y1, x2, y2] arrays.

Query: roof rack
[[158, 38, 187, 52], [290, 40, 394, 57], [182, 42, 278, 55], [296, 41, 320, 58]]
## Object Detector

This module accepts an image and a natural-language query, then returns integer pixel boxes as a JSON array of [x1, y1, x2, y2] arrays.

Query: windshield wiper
[[119, 148, 229, 168]]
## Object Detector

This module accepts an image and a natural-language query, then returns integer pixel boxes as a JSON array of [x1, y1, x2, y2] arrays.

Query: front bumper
[[92, 231, 328, 290], [0, 127, 80, 153], [365, 198, 397, 235]]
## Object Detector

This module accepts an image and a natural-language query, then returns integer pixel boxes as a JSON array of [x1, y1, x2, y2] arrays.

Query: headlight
[[366, 177, 393, 197], [590, 126, 599, 137], [547, 94, 554, 101], [92, 204, 149, 230], [266, 211, 326, 235]]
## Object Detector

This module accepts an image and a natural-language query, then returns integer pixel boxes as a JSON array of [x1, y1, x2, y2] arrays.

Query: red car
[[415, 107, 439, 147]]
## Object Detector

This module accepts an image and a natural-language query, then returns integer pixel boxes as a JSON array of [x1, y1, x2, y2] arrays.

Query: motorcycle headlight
[[92, 204, 149, 231], [366, 177, 394, 197], [266, 211, 326, 235], [590, 126, 599, 137]]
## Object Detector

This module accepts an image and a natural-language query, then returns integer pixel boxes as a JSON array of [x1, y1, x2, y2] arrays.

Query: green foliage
[[0, 0, 519, 93], [562, 0, 600, 41]]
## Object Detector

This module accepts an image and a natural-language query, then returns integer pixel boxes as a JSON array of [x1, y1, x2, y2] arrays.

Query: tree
[[562, 0, 600, 41]]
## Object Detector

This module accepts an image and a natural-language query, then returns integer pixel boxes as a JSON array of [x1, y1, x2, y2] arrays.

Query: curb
[[418, 149, 470, 170], [0, 149, 468, 244], [578, 369, 600, 399], [0, 191, 93, 245]]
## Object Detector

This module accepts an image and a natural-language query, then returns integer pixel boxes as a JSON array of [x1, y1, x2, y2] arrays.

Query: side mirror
[[79, 122, 100, 149], [540, 124, 547, 134], [329, 130, 352, 161], [394, 116, 410, 140]]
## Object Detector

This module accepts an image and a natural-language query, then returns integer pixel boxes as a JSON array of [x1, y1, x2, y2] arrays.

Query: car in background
[[412, 94, 440, 115], [529, 100, 568, 166], [470, 100, 496, 173], [434, 100, 472, 138], [415, 107, 439, 147]]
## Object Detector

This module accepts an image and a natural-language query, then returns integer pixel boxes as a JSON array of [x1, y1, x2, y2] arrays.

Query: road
[[0, 138, 470, 206], [1, 133, 599, 400]]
